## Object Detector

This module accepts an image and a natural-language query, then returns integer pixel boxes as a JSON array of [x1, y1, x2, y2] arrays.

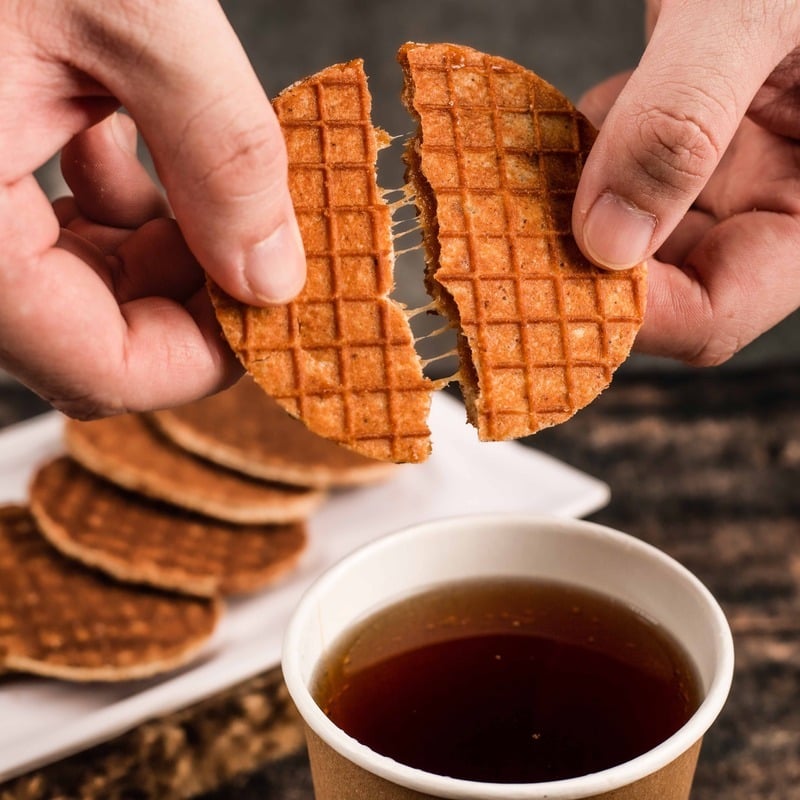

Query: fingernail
[[110, 113, 138, 156], [583, 192, 656, 270], [244, 219, 306, 303]]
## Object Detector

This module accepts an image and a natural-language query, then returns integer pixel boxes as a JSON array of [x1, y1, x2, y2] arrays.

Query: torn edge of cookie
[[208, 47, 645, 463], [398, 43, 479, 410]]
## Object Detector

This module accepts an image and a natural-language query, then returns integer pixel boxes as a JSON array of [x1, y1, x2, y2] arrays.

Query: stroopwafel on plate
[[149, 377, 397, 489], [29, 457, 308, 598], [0, 504, 219, 682], [64, 413, 325, 524]]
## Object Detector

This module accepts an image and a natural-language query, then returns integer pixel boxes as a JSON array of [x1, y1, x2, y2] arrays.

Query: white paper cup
[[283, 514, 734, 800]]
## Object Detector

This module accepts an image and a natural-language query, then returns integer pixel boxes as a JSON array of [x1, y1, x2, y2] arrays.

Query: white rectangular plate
[[0, 393, 608, 781]]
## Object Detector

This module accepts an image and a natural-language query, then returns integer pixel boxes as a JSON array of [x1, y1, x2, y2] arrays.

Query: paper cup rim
[[283, 513, 734, 800]]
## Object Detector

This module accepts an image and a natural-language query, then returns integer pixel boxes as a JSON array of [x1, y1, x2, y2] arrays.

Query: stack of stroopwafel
[[209, 45, 646, 464], [3, 378, 394, 682]]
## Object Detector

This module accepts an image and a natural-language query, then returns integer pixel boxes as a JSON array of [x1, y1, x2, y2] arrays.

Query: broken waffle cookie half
[[209, 59, 433, 464], [209, 43, 646, 463], [399, 42, 646, 442]]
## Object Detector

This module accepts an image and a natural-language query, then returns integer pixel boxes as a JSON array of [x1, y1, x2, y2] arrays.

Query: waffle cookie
[[0, 505, 219, 682], [399, 42, 646, 440], [208, 60, 434, 464], [29, 457, 308, 598], [64, 414, 325, 524], [149, 377, 396, 489]]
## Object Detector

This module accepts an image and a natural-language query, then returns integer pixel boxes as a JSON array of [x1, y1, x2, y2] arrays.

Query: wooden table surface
[[1, 365, 798, 799]]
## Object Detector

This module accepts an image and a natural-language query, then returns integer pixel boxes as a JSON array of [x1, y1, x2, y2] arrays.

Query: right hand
[[574, 0, 800, 366]]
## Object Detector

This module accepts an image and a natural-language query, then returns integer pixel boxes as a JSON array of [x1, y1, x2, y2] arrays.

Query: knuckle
[[64, 0, 158, 67], [680, 295, 747, 368], [631, 101, 723, 199], [684, 336, 741, 367]]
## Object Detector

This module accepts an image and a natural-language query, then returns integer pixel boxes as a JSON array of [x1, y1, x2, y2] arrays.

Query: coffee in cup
[[283, 514, 734, 800]]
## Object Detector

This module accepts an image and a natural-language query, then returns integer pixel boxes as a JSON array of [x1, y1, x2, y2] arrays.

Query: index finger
[[638, 212, 800, 365]]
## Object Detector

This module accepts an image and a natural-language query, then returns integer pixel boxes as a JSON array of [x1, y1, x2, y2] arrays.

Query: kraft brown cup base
[[305, 727, 702, 800]]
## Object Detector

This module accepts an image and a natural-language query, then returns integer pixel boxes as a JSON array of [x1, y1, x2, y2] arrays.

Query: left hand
[[0, 0, 305, 418], [51, 113, 242, 412]]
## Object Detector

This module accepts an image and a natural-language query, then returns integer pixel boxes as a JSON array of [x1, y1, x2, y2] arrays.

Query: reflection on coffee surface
[[314, 578, 701, 783]]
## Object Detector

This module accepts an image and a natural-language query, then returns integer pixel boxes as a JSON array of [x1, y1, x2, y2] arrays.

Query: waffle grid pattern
[[407, 46, 646, 439], [231, 61, 431, 463], [0, 505, 216, 675], [30, 459, 307, 597], [149, 378, 397, 488], [65, 415, 321, 525]]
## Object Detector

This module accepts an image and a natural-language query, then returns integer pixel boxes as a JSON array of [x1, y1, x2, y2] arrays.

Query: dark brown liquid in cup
[[313, 578, 702, 784]]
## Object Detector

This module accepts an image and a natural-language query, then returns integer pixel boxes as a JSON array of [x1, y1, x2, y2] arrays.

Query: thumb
[[71, 1, 305, 304], [573, 0, 792, 270]]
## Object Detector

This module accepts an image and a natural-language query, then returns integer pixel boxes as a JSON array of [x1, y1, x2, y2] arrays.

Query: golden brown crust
[[149, 377, 397, 489], [208, 60, 433, 463], [0, 504, 219, 682], [399, 42, 646, 440], [64, 414, 326, 524], [29, 458, 308, 598]]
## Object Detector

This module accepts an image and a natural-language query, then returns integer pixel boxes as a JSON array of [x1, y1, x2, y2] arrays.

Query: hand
[[573, 0, 800, 366], [0, 0, 305, 417]]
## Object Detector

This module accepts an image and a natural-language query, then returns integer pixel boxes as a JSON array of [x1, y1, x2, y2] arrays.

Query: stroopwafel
[[0, 505, 219, 682], [64, 414, 325, 524], [399, 42, 646, 440], [208, 60, 433, 464], [149, 376, 396, 489], [29, 458, 308, 598]]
